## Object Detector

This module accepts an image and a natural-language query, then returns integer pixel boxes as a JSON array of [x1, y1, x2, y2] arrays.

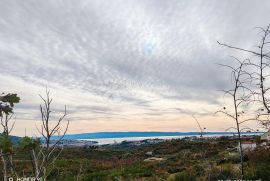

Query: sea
[[73, 132, 263, 145]]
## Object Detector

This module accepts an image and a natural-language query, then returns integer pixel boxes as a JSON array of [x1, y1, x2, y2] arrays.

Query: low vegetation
[[1, 136, 269, 180]]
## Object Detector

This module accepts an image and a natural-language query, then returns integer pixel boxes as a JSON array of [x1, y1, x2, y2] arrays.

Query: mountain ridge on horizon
[[51, 131, 263, 140]]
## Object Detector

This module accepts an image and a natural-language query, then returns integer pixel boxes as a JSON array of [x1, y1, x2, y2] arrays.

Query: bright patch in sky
[[144, 39, 156, 55]]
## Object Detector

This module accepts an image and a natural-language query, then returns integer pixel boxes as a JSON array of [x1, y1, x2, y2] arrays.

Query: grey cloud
[[1, 0, 270, 125]]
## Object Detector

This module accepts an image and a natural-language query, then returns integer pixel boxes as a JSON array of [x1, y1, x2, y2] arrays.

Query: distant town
[[46, 132, 269, 149]]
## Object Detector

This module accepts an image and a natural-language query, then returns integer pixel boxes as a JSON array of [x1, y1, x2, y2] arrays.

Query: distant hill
[[0, 134, 21, 144], [51, 131, 263, 140]]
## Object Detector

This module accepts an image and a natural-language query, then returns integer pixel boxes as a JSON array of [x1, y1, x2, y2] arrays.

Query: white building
[[240, 142, 256, 152], [146, 151, 153, 156], [261, 129, 270, 142]]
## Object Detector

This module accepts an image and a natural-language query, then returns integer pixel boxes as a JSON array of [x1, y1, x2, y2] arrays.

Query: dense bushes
[[208, 164, 240, 180], [168, 171, 197, 181], [1, 137, 269, 180], [245, 148, 270, 180]]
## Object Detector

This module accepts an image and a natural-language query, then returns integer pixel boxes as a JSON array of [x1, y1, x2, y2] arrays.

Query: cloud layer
[[1, 0, 270, 136]]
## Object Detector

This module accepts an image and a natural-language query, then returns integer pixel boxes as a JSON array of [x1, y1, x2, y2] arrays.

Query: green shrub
[[169, 171, 196, 181], [208, 164, 239, 180]]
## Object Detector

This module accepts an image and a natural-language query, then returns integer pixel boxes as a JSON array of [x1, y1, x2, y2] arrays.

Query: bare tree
[[192, 115, 206, 138], [192, 115, 208, 162], [216, 59, 254, 179], [32, 88, 69, 179], [218, 24, 270, 130]]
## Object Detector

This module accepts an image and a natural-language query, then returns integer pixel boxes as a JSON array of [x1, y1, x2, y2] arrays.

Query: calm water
[[78, 133, 261, 145], [80, 136, 183, 145]]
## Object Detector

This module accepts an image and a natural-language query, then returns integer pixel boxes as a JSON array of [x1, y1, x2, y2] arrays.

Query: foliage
[[168, 171, 196, 181], [0, 134, 269, 180], [19, 136, 41, 151], [0, 93, 20, 116], [245, 149, 270, 180], [0, 135, 13, 153], [208, 164, 240, 180]]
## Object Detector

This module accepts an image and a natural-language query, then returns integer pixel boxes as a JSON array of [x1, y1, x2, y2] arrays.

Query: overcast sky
[[1, 0, 270, 136]]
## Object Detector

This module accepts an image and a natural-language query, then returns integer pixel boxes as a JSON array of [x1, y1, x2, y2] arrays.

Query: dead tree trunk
[[34, 88, 69, 179], [216, 59, 253, 179]]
